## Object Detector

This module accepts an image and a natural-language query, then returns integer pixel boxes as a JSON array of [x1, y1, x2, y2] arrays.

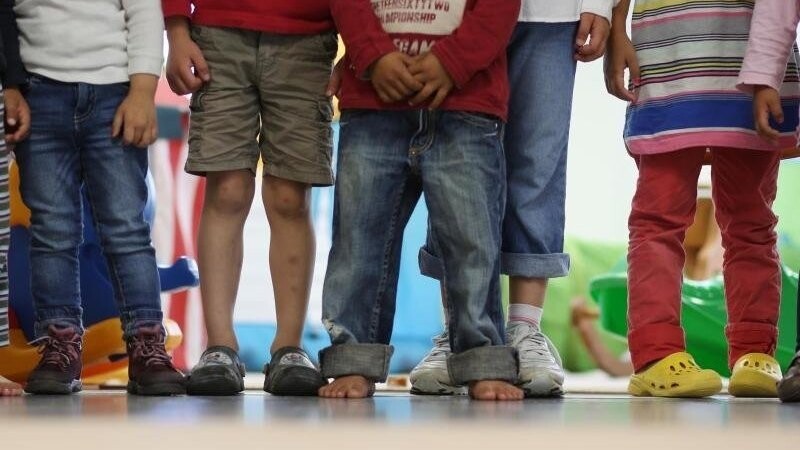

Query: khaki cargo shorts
[[187, 26, 338, 186]]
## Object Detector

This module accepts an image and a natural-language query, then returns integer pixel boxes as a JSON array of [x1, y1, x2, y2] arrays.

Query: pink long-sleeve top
[[738, 0, 800, 92]]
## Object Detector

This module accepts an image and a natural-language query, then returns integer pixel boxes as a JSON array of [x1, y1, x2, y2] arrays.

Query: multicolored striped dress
[[624, 0, 800, 154], [0, 85, 8, 347]]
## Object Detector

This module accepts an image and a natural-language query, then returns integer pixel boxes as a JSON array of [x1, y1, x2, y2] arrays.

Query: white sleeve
[[581, 0, 620, 21], [122, 0, 165, 77]]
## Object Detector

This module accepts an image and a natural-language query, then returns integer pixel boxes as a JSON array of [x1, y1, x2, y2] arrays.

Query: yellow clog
[[628, 352, 722, 398], [728, 353, 781, 398]]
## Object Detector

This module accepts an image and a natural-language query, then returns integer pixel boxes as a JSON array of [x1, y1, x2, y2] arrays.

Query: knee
[[206, 172, 255, 216], [264, 177, 310, 221], [29, 216, 82, 253]]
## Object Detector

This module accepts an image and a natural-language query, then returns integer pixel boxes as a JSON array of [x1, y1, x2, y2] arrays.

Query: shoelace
[[38, 337, 81, 370], [130, 336, 173, 368], [512, 327, 555, 364]]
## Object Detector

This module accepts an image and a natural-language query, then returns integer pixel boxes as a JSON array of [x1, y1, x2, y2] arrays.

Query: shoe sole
[[409, 376, 467, 396], [187, 373, 243, 396], [127, 380, 186, 396], [264, 366, 327, 396], [24, 379, 82, 395], [729, 369, 778, 398], [520, 377, 564, 398], [628, 376, 722, 398]]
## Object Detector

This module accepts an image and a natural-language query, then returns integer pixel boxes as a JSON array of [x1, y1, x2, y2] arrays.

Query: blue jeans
[[420, 22, 578, 280], [16, 74, 163, 339], [320, 110, 518, 385]]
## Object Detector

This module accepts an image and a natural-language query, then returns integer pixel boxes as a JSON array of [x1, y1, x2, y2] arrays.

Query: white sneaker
[[507, 322, 565, 397], [409, 332, 467, 395]]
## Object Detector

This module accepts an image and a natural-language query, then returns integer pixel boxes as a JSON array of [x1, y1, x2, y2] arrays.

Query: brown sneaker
[[126, 325, 186, 396], [25, 325, 83, 395]]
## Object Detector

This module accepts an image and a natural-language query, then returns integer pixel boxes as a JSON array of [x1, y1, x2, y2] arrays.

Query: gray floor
[[2, 391, 799, 449]]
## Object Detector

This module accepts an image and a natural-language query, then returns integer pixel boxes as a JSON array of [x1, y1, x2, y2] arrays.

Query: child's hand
[[753, 85, 784, 143], [165, 17, 210, 95], [326, 59, 345, 98], [369, 52, 423, 104], [604, 28, 640, 102], [575, 13, 610, 62], [4, 86, 30, 145], [407, 53, 454, 110], [112, 74, 158, 148]]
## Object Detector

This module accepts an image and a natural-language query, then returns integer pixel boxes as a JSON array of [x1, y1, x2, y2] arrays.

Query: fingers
[[326, 60, 345, 97], [429, 86, 449, 110], [408, 82, 437, 106], [575, 15, 593, 48], [755, 103, 781, 142], [112, 107, 124, 138], [10, 103, 30, 142], [768, 96, 785, 125], [192, 52, 211, 83]]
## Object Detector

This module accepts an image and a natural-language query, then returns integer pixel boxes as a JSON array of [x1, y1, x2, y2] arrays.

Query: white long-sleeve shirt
[[520, 0, 617, 23], [14, 0, 164, 84]]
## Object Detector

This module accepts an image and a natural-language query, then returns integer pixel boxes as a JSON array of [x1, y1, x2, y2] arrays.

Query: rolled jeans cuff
[[34, 306, 84, 339], [319, 343, 394, 382], [418, 246, 443, 280], [500, 252, 570, 278], [120, 309, 164, 340], [447, 345, 519, 385]]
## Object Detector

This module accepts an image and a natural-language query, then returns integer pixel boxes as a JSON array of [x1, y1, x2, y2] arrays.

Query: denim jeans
[[320, 110, 518, 385], [16, 74, 163, 339], [420, 22, 578, 280]]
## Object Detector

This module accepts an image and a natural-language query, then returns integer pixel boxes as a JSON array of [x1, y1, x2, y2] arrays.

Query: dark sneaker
[[25, 325, 83, 395], [263, 347, 327, 396], [186, 346, 245, 396], [778, 352, 800, 402], [126, 325, 186, 396]]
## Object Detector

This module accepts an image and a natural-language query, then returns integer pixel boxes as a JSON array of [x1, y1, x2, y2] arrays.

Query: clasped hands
[[369, 51, 454, 108]]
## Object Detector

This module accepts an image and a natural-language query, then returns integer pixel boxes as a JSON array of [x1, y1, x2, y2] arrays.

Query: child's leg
[[80, 83, 184, 395], [262, 176, 314, 353], [627, 149, 705, 372], [15, 77, 84, 394], [421, 111, 520, 401], [198, 170, 255, 350], [15, 77, 84, 339], [254, 32, 337, 395], [318, 110, 421, 398], [710, 149, 781, 365]]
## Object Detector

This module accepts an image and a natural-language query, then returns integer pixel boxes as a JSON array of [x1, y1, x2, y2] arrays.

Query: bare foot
[[0, 375, 22, 397], [318, 375, 375, 399], [469, 380, 524, 401]]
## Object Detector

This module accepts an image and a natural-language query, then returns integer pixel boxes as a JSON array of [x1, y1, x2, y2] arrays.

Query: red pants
[[627, 148, 781, 373]]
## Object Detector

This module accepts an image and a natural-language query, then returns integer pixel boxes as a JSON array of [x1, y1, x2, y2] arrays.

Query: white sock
[[508, 303, 543, 328]]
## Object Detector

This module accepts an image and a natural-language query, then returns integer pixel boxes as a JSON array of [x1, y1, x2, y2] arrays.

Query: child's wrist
[[166, 16, 191, 40], [128, 73, 158, 99]]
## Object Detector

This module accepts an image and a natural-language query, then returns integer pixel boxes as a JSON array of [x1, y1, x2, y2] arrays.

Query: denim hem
[[500, 252, 570, 278], [418, 246, 444, 280], [447, 345, 518, 385], [34, 318, 84, 340], [319, 343, 394, 382], [121, 309, 165, 339]]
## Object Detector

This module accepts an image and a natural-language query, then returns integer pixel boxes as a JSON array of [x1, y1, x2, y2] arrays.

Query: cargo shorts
[[187, 26, 338, 186]]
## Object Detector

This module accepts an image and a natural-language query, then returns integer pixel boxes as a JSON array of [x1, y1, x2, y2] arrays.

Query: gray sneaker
[[263, 347, 327, 396], [187, 346, 245, 396], [507, 322, 565, 397], [409, 332, 467, 395]]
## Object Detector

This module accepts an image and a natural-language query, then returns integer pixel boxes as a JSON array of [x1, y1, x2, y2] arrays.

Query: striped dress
[[0, 86, 8, 347], [624, 0, 800, 154]]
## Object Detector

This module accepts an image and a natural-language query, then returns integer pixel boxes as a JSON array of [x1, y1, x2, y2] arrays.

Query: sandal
[[628, 352, 722, 398], [729, 353, 781, 398]]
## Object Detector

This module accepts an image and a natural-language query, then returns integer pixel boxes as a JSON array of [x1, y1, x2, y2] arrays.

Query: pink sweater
[[738, 0, 800, 92]]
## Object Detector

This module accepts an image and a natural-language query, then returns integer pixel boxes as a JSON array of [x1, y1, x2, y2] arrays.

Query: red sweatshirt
[[162, 0, 334, 35], [332, 0, 520, 120]]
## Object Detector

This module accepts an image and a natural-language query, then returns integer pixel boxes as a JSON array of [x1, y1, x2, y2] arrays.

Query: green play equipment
[[590, 265, 798, 377]]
